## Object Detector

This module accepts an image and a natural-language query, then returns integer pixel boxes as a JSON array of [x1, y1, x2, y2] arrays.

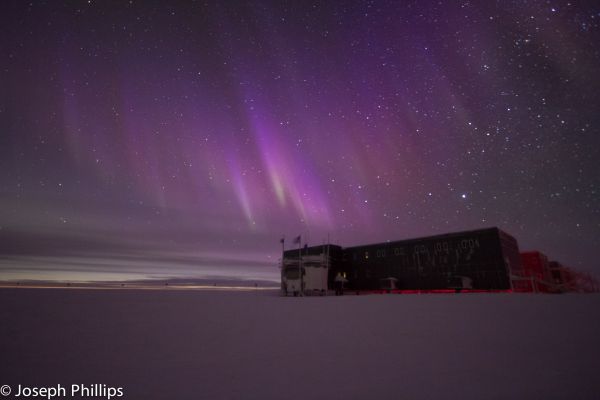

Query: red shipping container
[[520, 251, 552, 292]]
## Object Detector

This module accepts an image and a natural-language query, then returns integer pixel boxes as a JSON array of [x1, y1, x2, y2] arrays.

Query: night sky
[[1, 1, 599, 282]]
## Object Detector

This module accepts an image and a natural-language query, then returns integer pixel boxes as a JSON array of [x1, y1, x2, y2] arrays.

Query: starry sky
[[1, 0, 599, 282]]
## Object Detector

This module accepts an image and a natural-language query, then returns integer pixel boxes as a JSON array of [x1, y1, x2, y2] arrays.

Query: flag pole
[[326, 234, 330, 296], [280, 237, 285, 291], [298, 235, 303, 296]]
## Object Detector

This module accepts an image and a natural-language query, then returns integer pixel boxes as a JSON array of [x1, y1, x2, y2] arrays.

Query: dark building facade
[[283, 227, 522, 292], [342, 228, 521, 291]]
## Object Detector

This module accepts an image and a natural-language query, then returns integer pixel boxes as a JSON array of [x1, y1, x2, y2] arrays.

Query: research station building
[[282, 227, 522, 292]]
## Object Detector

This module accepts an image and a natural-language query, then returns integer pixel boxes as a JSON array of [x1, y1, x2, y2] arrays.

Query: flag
[[280, 237, 284, 244], [293, 235, 301, 244]]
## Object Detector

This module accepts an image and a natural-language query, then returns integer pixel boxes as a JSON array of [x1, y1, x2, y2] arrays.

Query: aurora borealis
[[1, 1, 599, 282]]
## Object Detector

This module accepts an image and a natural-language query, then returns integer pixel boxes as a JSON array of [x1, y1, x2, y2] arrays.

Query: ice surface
[[1, 289, 599, 399]]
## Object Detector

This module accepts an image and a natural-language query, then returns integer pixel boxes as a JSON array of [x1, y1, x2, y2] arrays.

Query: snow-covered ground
[[1, 289, 599, 399]]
